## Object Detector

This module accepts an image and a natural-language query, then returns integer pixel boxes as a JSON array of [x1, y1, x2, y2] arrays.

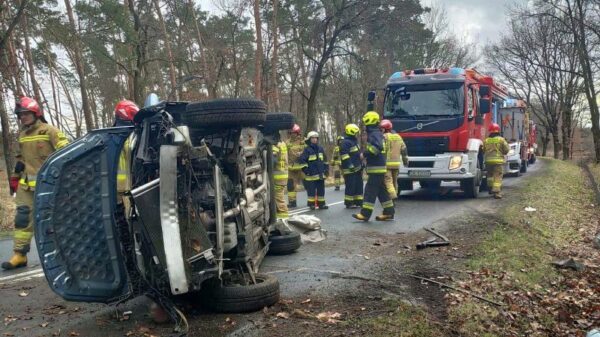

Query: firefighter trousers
[[287, 169, 304, 203], [384, 168, 399, 199], [487, 164, 504, 194], [274, 184, 289, 219], [304, 179, 326, 207], [360, 174, 394, 219], [13, 188, 35, 254], [344, 170, 364, 207], [333, 166, 342, 187]]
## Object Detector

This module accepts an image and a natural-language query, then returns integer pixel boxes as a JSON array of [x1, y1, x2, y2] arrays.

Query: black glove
[[14, 161, 25, 174]]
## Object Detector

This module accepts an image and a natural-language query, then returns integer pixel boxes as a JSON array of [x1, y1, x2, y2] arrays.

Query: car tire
[[200, 274, 280, 313], [184, 98, 266, 128], [268, 230, 301, 255], [520, 159, 528, 173], [263, 112, 295, 135]]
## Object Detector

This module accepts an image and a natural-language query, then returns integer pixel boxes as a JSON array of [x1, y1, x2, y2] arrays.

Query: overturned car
[[33, 97, 298, 317]]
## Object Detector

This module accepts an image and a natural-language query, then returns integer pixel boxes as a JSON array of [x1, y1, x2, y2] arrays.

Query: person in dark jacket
[[352, 111, 394, 221], [299, 131, 329, 210], [340, 123, 363, 208]]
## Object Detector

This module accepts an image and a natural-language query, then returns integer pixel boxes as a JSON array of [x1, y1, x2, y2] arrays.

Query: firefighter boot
[[375, 214, 394, 221], [494, 193, 503, 199], [1, 252, 28, 270], [352, 213, 369, 222]]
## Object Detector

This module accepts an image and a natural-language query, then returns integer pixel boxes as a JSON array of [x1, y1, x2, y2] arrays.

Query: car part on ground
[[199, 273, 280, 313], [267, 230, 302, 255]]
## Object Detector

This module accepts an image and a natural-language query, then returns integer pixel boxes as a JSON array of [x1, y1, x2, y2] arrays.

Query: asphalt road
[[0, 162, 542, 336]]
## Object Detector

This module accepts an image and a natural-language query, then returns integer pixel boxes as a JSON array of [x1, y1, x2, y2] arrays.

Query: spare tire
[[268, 230, 301, 255], [262, 112, 295, 135], [184, 98, 266, 128], [200, 274, 280, 313]]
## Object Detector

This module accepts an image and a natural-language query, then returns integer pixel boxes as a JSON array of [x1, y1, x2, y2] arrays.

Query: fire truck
[[497, 99, 537, 176], [367, 67, 509, 198]]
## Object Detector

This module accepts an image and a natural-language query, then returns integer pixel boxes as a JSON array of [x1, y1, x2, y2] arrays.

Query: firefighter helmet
[[114, 100, 140, 122], [489, 123, 501, 134], [14, 96, 42, 118], [291, 124, 301, 135], [306, 131, 319, 139], [362, 111, 380, 126], [345, 123, 360, 136], [380, 119, 393, 131]]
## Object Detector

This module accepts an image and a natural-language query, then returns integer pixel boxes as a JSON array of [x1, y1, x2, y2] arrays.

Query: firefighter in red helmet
[[484, 123, 509, 199], [114, 100, 140, 194], [2, 97, 69, 270], [286, 124, 305, 208]]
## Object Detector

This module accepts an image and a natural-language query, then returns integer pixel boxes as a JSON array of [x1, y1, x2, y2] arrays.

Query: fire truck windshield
[[383, 82, 464, 118]]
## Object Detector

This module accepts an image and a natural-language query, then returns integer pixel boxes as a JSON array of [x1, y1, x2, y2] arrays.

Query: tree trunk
[[7, 38, 23, 96], [269, 0, 280, 110], [561, 108, 572, 160], [64, 0, 95, 132], [19, 7, 42, 105], [153, 0, 178, 100], [0, 81, 15, 179], [187, 0, 213, 98], [306, 58, 327, 131], [253, 0, 263, 99]]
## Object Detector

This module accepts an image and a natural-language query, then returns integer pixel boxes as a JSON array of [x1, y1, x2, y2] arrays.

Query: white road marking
[[0, 268, 44, 282], [288, 200, 344, 216]]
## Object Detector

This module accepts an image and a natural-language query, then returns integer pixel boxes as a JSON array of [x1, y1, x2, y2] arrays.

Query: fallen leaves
[[276, 312, 290, 319], [316, 311, 342, 324]]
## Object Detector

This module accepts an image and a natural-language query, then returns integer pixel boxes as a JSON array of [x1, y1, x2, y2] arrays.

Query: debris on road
[[425, 228, 449, 242], [524, 206, 537, 212], [551, 258, 585, 272], [276, 312, 290, 319], [285, 215, 327, 243], [316, 311, 342, 324], [18, 291, 28, 297]]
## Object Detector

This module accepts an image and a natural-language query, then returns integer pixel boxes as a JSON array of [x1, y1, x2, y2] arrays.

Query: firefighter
[[286, 124, 305, 208], [299, 131, 329, 210], [272, 130, 289, 219], [380, 119, 408, 199], [2, 97, 69, 270], [352, 111, 394, 221], [484, 123, 510, 199], [114, 99, 139, 195], [331, 136, 343, 191], [340, 123, 363, 208]]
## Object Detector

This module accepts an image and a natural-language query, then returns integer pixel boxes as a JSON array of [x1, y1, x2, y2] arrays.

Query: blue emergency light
[[448, 67, 465, 75]]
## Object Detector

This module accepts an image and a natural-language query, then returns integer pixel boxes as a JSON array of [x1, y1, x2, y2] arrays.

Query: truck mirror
[[367, 90, 376, 102], [479, 85, 490, 97], [479, 98, 491, 114]]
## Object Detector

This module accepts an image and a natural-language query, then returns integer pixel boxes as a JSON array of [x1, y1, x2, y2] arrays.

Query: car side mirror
[[479, 98, 491, 114]]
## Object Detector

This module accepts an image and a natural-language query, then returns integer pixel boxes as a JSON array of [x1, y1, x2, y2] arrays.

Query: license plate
[[408, 170, 431, 177]]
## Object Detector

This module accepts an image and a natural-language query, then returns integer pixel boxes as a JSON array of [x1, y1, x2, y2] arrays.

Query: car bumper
[[398, 153, 475, 181]]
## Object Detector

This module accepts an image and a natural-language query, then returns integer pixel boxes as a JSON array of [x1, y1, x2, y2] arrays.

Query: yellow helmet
[[345, 123, 360, 136], [362, 111, 380, 126]]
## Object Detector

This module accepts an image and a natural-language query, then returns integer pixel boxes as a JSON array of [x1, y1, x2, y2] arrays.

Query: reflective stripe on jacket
[[117, 137, 132, 193], [384, 132, 408, 169], [484, 135, 509, 165], [340, 136, 362, 174], [299, 143, 328, 180], [331, 146, 341, 166], [272, 141, 289, 184], [365, 126, 386, 174], [14, 120, 69, 190], [286, 136, 305, 171]]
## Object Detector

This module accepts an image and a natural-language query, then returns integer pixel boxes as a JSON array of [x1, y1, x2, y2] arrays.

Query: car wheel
[[520, 159, 528, 173], [268, 230, 301, 255], [263, 112, 295, 135], [200, 274, 280, 313], [184, 98, 266, 128]]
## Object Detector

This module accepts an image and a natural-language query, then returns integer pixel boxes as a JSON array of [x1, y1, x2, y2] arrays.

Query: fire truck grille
[[404, 137, 450, 157]]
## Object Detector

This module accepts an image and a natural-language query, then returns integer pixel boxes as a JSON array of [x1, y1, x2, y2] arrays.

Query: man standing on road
[[330, 136, 343, 191], [272, 129, 290, 219], [353, 112, 394, 221], [2, 97, 69, 270], [380, 119, 408, 199], [340, 124, 363, 208], [299, 131, 329, 210], [484, 123, 510, 199], [286, 124, 304, 208]]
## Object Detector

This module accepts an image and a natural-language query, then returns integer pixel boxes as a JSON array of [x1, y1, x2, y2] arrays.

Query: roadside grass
[[0, 170, 15, 233], [448, 158, 599, 336]]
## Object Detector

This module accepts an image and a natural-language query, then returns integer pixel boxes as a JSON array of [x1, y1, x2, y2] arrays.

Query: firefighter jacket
[[12, 119, 69, 190], [331, 146, 341, 166], [384, 132, 408, 169], [117, 136, 134, 193], [299, 142, 328, 181], [286, 135, 305, 171], [364, 126, 387, 175], [272, 141, 289, 185], [340, 136, 362, 174], [484, 134, 510, 165]]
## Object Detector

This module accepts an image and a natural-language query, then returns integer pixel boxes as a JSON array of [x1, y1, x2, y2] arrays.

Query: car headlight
[[507, 149, 515, 156], [448, 155, 462, 170]]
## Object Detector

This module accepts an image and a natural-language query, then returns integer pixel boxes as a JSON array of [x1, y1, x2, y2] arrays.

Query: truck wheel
[[520, 159, 528, 173], [184, 98, 266, 128], [461, 178, 479, 198], [263, 112, 295, 135], [268, 230, 301, 255], [200, 274, 280, 313]]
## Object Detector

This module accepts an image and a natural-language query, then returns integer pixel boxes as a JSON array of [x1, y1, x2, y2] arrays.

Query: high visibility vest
[[331, 146, 341, 166], [384, 132, 407, 169], [365, 126, 387, 175], [117, 138, 132, 193], [14, 120, 69, 190], [286, 136, 305, 171], [484, 136, 509, 165], [272, 141, 289, 185]]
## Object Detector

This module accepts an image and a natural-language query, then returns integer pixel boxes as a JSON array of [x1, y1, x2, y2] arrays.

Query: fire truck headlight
[[448, 155, 462, 170], [508, 149, 515, 156]]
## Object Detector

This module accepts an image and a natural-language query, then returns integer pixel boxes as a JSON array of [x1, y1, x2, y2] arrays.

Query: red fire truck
[[367, 67, 509, 198], [497, 99, 537, 176]]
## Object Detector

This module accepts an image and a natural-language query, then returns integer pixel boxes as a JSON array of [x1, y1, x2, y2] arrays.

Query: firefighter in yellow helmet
[[2, 97, 69, 270], [380, 119, 408, 199], [272, 128, 290, 219], [286, 124, 305, 208], [331, 136, 343, 191], [352, 111, 394, 221], [484, 123, 510, 199], [340, 123, 363, 208]]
